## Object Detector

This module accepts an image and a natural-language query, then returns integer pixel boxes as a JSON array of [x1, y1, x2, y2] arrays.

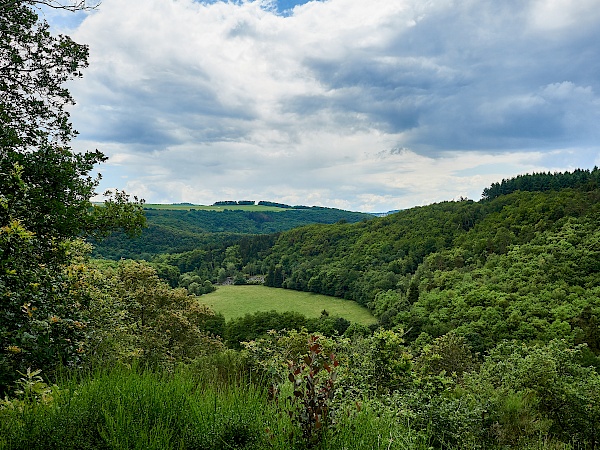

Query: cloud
[[66, 0, 600, 211], [528, 0, 600, 31]]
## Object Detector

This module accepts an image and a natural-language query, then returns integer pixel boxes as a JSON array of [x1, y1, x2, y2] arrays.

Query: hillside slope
[[93, 206, 373, 260], [259, 185, 600, 354]]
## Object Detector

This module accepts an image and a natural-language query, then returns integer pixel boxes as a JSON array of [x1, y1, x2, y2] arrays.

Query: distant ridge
[[92, 204, 373, 260]]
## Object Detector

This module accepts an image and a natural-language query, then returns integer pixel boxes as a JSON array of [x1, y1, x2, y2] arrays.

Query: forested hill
[[92, 205, 373, 260], [260, 183, 600, 356], [92, 172, 600, 359]]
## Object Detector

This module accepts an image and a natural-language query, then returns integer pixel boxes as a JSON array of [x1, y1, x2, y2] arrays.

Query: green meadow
[[201, 285, 377, 324]]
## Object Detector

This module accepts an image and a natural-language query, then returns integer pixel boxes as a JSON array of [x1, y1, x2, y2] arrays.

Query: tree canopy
[[1, 0, 145, 393]]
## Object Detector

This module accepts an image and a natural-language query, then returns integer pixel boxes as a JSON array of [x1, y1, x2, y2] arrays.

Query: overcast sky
[[47, 0, 600, 212]]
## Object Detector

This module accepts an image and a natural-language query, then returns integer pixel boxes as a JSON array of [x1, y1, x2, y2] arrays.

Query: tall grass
[[0, 361, 423, 450], [1, 365, 272, 450]]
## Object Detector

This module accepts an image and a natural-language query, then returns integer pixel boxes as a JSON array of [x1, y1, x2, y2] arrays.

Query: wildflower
[[49, 315, 61, 324], [21, 303, 37, 318]]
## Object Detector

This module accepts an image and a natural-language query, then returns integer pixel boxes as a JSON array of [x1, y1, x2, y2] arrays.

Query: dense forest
[[92, 206, 373, 260], [259, 184, 600, 356], [482, 167, 600, 200], [2, 1, 599, 448], [84, 172, 600, 448], [114, 170, 600, 360], [121, 170, 600, 362]]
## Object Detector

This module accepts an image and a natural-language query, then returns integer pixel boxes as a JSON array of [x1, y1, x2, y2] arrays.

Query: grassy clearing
[[201, 285, 377, 325], [143, 203, 290, 212]]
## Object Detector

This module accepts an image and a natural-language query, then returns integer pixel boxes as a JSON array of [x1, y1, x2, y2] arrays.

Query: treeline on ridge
[[211, 200, 349, 209], [213, 200, 255, 206], [482, 167, 600, 200]]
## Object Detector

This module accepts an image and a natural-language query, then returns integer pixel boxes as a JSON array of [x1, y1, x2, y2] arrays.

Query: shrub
[[466, 340, 600, 447], [284, 335, 339, 448]]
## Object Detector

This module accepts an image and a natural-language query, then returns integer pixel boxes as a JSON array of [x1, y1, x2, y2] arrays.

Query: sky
[[44, 0, 600, 212]]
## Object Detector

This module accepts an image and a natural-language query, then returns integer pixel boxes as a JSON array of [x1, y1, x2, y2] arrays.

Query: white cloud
[[65, 0, 600, 211], [529, 0, 600, 31]]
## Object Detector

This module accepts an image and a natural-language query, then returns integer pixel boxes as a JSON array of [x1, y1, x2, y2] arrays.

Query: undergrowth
[[0, 363, 425, 450]]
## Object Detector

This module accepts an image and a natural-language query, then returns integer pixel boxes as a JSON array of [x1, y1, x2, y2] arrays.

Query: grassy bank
[[202, 285, 377, 324]]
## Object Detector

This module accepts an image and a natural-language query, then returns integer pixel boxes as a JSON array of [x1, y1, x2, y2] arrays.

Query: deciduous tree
[[1, 0, 145, 393]]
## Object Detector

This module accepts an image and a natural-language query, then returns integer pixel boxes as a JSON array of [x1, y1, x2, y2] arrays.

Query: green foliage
[[92, 207, 372, 261], [178, 272, 215, 295], [265, 264, 285, 288], [415, 331, 478, 379], [376, 338, 600, 449], [482, 167, 600, 200], [306, 315, 351, 337], [0, 1, 145, 394], [240, 328, 600, 448], [342, 323, 372, 338], [216, 267, 227, 283], [226, 310, 307, 349], [84, 260, 224, 368], [247, 187, 600, 360], [0, 1, 87, 151], [261, 200, 480, 306], [225, 308, 351, 349], [3, 28, 599, 445], [0, 363, 436, 450], [369, 329, 413, 394], [0, 366, 270, 450], [467, 340, 600, 446], [2, 333, 596, 449], [151, 262, 181, 287], [233, 272, 247, 285], [402, 213, 600, 352], [242, 329, 333, 387], [0, 368, 62, 411], [257, 200, 292, 208], [284, 335, 339, 448], [0, 226, 90, 392]]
